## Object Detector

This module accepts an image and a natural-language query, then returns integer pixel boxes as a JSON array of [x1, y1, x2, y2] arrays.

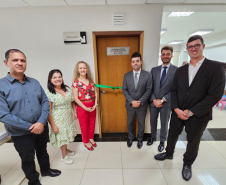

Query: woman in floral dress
[[72, 61, 97, 151], [45, 69, 77, 164]]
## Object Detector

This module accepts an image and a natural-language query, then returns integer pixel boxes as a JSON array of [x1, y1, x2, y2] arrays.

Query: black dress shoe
[[127, 139, 133, 148], [34, 182, 42, 185], [154, 152, 173, 161], [28, 180, 42, 185], [182, 164, 192, 181], [158, 142, 165, 152], [147, 137, 156, 146], [42, 169, 61, 177], [137, 140, 143, 149]]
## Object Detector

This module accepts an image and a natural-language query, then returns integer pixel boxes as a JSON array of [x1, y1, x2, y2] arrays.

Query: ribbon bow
[[94, 84, 122, 90]]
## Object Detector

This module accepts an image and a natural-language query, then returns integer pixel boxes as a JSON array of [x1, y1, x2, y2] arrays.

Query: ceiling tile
[[23, 0, 67, 6], [0, 0, 29, 8], [184, 0, 225, 3], [107, 0, 146, 5], [160, 12, 226, 45], [65, 0, 105, 5], [147, 0, 184, 3]]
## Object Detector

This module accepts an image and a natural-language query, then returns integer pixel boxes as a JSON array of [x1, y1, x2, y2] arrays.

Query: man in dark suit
[[122, 52, 152, 149], [147, 46, 177, 152], [154, 35, 226, 181]]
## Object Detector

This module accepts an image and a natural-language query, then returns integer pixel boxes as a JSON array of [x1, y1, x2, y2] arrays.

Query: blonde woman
[[72, 61, 97, 151]]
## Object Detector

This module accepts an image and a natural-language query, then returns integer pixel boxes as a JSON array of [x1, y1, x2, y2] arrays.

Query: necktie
[[134, 73, 138, 89], [160, 67, 167, 87]]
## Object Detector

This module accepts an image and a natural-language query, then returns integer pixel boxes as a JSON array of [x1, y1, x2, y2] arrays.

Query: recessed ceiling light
[[189, 29, 214, 36], [161, 29, 167, 35], [169, 12, 194, 17], [168, 40, 183, 44]]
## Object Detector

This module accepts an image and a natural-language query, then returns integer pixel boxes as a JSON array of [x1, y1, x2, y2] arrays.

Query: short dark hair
[[131, 52, 142, 61], [5, 49, 26, 61], [161, 46, 173, 53], [187, 35, 204, 46], [47, 69, 69, 94]]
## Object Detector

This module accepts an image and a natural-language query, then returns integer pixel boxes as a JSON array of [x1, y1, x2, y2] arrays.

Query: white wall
[[178, 51, 189, 66], [203, 31, 226, 63], [0, 5, 163, 134], [172, 51, 180, 66], [177, 30, 226, 65], [204, 45, 226, 63]]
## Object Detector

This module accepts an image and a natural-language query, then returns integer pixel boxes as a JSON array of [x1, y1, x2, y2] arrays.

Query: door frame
[[92, 31, 144, 137]]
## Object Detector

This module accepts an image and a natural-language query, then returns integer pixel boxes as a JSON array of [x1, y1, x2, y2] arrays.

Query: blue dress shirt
[[0, 73, 50, 136]]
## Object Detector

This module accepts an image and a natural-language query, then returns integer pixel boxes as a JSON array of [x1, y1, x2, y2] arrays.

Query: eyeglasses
[[186, 44, 203, 50]]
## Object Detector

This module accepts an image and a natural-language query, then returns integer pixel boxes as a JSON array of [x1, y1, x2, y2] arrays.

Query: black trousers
[[165, 112, 208, 165], [127, 108, 147, 141], [11, 126, 50, 185]]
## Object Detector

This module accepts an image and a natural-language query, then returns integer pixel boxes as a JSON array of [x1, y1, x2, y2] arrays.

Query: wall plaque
[[107, 47, 130, 56], [63, 31, 87, 44]]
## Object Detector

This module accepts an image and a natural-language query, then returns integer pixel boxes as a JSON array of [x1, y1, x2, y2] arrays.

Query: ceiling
[[160, 12, 226, 46], [1, 0, 226, 50], [1, 0, 226, 8]]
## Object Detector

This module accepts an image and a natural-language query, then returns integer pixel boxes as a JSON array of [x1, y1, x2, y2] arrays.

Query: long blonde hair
[[72, 61, 93, 83]]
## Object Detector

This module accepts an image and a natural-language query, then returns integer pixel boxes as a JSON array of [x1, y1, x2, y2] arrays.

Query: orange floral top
[[72, 79, 95, 101]]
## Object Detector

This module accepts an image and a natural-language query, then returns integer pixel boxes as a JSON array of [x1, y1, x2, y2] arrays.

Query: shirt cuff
[[37, 117, 47, 126]]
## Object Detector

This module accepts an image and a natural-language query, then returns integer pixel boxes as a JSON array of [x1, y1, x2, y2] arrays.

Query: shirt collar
[[6, 72, 30, 83], [133, 68, 141, 75], [189, 57, 205, 66], [198, 56, 205, 65], [162, 63, 171, 68]]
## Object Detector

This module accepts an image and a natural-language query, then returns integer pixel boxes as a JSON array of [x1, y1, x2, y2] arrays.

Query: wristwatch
[[161, 99, 164, 103], [188, 110, 193, 117]]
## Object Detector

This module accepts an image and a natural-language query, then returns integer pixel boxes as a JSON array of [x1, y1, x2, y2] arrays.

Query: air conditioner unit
[[113, 12, 124, 25]]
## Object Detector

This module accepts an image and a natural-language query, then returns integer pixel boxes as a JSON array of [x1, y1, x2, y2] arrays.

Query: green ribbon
[[95, 84, 122, 90]]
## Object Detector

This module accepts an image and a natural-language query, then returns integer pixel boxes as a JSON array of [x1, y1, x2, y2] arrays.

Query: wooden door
[[97, 36, 139, 133]]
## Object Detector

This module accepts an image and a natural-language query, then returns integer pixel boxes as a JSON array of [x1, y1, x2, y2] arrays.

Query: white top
[[160, 63, 171, 78], [133, 68, 141, 81], [188, 57, 205, 86]]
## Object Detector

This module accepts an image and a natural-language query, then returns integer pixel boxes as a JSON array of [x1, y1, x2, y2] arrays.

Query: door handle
[[101, 90, 106, 94]]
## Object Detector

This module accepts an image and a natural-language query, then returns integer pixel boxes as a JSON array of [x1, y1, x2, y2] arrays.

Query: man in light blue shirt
[[0, 49, 61, 185]]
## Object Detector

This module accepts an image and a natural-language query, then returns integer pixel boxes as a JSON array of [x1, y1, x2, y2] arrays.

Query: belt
[[81, 99, 94, 102]]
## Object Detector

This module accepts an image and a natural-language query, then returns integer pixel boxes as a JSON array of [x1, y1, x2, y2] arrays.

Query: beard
[[162, 58, 171, 64], [133, 65, 141, 70]]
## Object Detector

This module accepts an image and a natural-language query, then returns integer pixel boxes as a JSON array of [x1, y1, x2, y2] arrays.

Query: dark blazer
[[171, 58, 226, 121], [122, 70, 152, 110], [150, 64, 178, 108]]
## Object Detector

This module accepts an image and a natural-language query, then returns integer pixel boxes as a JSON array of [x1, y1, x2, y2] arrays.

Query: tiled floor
[[1, 141, 226, 185], [1, 107, 226, 185]]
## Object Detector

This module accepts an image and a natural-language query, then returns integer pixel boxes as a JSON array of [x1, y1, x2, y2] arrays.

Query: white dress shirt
[[133, 68, 141, 82], [131, 68, 141, 104], [160, 63, 171, 78], [188, 57, 205, 86]]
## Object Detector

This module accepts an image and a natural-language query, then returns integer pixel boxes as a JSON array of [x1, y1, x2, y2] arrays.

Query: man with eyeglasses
[[147, 46, 177, 152], [154, 35, 226, 181]]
